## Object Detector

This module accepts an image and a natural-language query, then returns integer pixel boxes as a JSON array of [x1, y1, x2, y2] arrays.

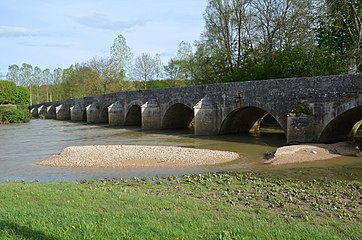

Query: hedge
[[0, 80, 29, 104]]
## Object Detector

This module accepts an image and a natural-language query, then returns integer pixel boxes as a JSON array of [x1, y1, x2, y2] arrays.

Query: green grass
[[0, 171, 360, 239]]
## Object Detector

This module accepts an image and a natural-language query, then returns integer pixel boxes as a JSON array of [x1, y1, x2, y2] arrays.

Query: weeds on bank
[[80, 172, 361, 223]]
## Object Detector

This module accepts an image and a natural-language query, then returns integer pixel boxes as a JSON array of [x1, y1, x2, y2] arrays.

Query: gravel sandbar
[[38, 145, 240, 168], [265, 142, 361, 165]]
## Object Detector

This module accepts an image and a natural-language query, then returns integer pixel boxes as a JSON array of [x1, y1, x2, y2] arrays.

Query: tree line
[[4, 0, 361, 104]]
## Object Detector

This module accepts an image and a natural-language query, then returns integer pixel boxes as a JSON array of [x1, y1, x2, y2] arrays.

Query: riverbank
[[39, 145, 240, 168], [0, 171, 360, 239]]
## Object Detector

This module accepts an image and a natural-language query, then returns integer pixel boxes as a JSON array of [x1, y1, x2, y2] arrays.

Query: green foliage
[[0, 80, 17, 104], [292, 105, 313, 117], [0, 171, 360, 239], [222, 46, 350, 82], [0, 81, 30, 105], [1, 108, 32, 123], [15, 86, 30, 104]]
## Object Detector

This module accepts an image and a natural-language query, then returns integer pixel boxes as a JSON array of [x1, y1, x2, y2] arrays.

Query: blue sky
[[0, 0, 207, 77]]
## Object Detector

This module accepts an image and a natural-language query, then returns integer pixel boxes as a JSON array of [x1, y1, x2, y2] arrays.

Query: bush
[[0, 81, 30, 105], [1, 108, 32, 123], [15, 86, 30, 104], [0, 81, 17, 104]]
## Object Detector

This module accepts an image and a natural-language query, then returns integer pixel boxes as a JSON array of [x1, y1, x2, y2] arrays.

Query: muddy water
[[0, 119, 360, 181]]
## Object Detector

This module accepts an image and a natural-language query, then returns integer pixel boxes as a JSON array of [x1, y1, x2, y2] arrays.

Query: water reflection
[[0, 119, 360, 182]]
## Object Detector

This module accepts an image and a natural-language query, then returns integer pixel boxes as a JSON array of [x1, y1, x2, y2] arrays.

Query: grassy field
[[0, 169, 360, 239]]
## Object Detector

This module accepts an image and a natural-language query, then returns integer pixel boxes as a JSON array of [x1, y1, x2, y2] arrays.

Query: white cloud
[[0, 26, 37, 38], [18, 42, 72, 48], [74, 13, 147, 31]]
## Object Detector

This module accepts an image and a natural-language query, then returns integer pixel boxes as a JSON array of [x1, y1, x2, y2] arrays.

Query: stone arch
[[125, 105, 142, 126], [318, 105, 362, 143], [220, 106, 285, 136], [99, 105, 110, 123], [162, 103, 194, 129]]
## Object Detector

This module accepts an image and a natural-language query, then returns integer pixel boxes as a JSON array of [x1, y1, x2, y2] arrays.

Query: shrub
[[15, 86, 30, 104], [1, 108, 32, 123], [0, 81, 17, 104]]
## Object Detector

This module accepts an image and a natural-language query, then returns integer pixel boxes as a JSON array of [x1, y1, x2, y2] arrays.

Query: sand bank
[[265, 142, 361, 165], [39, 145, 240, 168]]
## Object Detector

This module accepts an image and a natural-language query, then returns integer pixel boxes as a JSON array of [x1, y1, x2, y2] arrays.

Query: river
[[0, 119, 360, 181]]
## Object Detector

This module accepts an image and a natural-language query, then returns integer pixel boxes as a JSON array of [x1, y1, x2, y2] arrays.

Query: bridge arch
[[220, 106, 285, 136], [99, 105, 110, 123], [124, 100, 144, 126], [162, 103, 194, 130], [125, 105, 142, 126], [318, 105, 362, 143]]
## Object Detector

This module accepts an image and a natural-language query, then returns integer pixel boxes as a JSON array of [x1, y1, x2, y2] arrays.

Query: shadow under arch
[[125, 105, 141, 126], [318, 105, 362, 143], [162, 103, 194, 129], [99, 105, 110, 123], [220, 106, 285, 136]]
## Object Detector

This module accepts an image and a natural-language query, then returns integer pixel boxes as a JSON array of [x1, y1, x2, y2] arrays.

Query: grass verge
[[0, 170, 360, 239]]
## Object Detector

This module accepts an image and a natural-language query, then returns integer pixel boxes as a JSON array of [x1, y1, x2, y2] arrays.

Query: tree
[[19, 63, 33, 105], [110, 34, 133, 79], [33, 66, 42, 104], [133, 53, 157, 89], [42, 68, 53, 102], [53, 68, 63, 84], [153, 54, 164, 80], [203, 0, 253, 71], [164, 59, 182, 81], [176, 41, 193, 79], [318, 0, 362, 72], [6, 64, 20, 85]]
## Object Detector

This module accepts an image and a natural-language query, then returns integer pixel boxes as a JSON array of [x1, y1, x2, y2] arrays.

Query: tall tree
[[6, 64, 20, 85], [88, 56, 121, 94], [133, 53, 157, 89], [110, 34, 133, 79], [176, 41, 193, 79], [42, 68, 53, 102], [203, 0, 252, 71], [33, 66, 42, 104], [318, 0, 362, 72], [20, 63, 33, 104], [153, 54, 164, 80], [164, 59, 182, 81], [53, 68, 63, 84]]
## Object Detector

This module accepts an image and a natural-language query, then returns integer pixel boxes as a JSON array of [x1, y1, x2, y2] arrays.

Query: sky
[[0, 0, 208, 78]]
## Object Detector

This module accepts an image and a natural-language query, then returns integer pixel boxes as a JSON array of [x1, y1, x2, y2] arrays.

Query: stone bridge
[[30, 74, 362, 144]]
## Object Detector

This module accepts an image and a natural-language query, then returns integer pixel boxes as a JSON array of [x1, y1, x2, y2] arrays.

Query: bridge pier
[[286, 115, 316, 143], [194, 97, 219, 135], [31, 108, 39, 118], [45, 105, 56, 119], [56, 104, 70, 120], [108, 102, 124, 126], [86, 103, 101, 124], [70, 105, 85, 121], [38, 105, 47, 118], [141, 99, 161, 130]]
